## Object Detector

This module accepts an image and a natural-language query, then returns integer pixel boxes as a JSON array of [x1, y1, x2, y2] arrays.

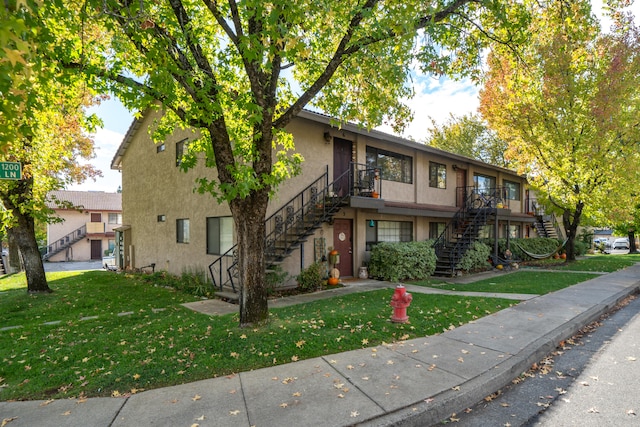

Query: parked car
[[612, 238, 630, 250]]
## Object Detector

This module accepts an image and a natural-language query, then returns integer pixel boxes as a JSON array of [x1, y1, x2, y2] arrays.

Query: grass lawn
[[544, 253, 640, 272], [412, 253, 640, 294], [0, 270, 514, 401], [415, 270, 600, 294]]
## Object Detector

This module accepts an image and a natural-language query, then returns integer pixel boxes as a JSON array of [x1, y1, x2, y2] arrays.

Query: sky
[[67, 0, 637, 193]]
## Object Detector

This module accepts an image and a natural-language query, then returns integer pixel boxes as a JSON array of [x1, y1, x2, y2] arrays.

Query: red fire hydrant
[[390, 285, 412, 323]]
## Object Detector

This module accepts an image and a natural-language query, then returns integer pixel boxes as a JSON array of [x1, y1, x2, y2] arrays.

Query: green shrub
[[297, 262, 324, 291], [456, 241, 491, 272], [140, 268, 213, 298], [368, 241, 436, 282], [573, 240, 588, 256], [266, 265, 290, 295]]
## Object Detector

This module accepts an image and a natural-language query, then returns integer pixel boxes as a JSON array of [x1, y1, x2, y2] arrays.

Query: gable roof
[[46, 190, 122, 212], [110, 109, 520, 176]]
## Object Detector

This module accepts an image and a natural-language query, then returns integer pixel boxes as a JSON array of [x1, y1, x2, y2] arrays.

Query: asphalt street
[[436, 293, 640, 426]]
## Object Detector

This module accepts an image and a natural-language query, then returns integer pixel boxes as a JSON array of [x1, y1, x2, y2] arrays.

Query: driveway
[[43, 260, 104, 272]]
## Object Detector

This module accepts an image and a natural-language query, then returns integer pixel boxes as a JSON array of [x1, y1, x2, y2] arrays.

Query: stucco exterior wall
[[117, 110, 534, 279]]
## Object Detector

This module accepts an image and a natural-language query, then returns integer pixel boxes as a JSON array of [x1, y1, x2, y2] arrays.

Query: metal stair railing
[[208, 167, 353, 292], [43, 224, 87, 260], [434, 186, 504, 275]]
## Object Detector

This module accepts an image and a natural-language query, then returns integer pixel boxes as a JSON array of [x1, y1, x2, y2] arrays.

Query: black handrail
[[433, 186, 507, 275], [43, 224, 87, 260], [208, 166, 355, 292]]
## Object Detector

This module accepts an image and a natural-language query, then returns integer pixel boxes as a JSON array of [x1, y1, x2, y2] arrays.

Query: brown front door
[[333, 137, 352, 197], [90, 240, 102, 260], [332, 219, 353, 277], [456, 169, 467, 207]]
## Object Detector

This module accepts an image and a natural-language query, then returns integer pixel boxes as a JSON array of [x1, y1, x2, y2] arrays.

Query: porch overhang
[[348, 196, 386, 210]]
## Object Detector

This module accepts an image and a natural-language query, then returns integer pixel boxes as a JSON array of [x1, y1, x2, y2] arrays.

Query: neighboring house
[[45, 191, 122, 262], [110, 109, 543, 288]]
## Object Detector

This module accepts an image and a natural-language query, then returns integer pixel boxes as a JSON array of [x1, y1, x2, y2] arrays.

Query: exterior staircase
[[42, 225, 87, 261], [433, 187, 502, 277], [534, 215, 563, 239], [208, 167, 352, 300], [0, 253, 6, 275]]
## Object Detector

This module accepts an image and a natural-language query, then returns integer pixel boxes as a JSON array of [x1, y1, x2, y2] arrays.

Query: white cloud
[[377, 76, 480, 142], [66, 127, 123, 193]]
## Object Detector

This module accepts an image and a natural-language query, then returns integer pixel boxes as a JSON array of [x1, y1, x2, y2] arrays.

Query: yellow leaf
[[229, 410, 240, 416], [192, 394, 201, 401], [279, 402, 288, 408], [361, 339, 369, 345], [240, 334, 247, 339], [2, 49, 27, 66], [132, 373, 141, 380]]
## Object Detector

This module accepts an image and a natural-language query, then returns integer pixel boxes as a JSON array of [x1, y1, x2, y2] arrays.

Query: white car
[[612, 238, 630, 250]]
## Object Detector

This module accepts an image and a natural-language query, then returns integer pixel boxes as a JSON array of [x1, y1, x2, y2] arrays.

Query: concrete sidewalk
[[1, 265, 639, 427]]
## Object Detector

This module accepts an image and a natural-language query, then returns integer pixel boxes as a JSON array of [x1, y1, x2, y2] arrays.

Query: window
[[474, 174, 496, 193], [176, 138, 189, 167], [503, 180, 521, 201], [429, 222, 446, 239], [504, 224, 521, 238], [108, 213, 122, 224], [157, 214, 166, 222], [366, 146, 413, 184], [207, 217, 234, 254], [176, 218, 190, 243], [365, 220, 413, 250], [429, 162, 447, 189], [107, 239, 116, 252], [156, 143, 165, 153]]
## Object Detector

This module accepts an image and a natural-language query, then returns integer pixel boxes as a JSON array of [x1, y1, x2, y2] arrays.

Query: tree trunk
[[628, 230, 638, 253], [231, 191, 269, 326], [13, 209, 51, 293], [561, 202, 583, 262], [7, 228, 22, 273]]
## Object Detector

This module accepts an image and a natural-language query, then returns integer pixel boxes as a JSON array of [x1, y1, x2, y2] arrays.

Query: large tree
[[479, 0, 640, 261], [425, 113, 510, 168], [0, 0, 101, 292], [53, 0, 530, 325]]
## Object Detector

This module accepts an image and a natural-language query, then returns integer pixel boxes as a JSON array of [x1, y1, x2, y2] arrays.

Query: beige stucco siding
[[116, 109, 536, 279]]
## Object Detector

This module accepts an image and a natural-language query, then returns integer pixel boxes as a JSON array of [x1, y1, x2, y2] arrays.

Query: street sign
[[0, 161, 22, 180]]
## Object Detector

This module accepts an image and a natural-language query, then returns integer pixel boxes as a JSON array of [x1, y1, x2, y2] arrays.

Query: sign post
[[0, 162, 22, 180]]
